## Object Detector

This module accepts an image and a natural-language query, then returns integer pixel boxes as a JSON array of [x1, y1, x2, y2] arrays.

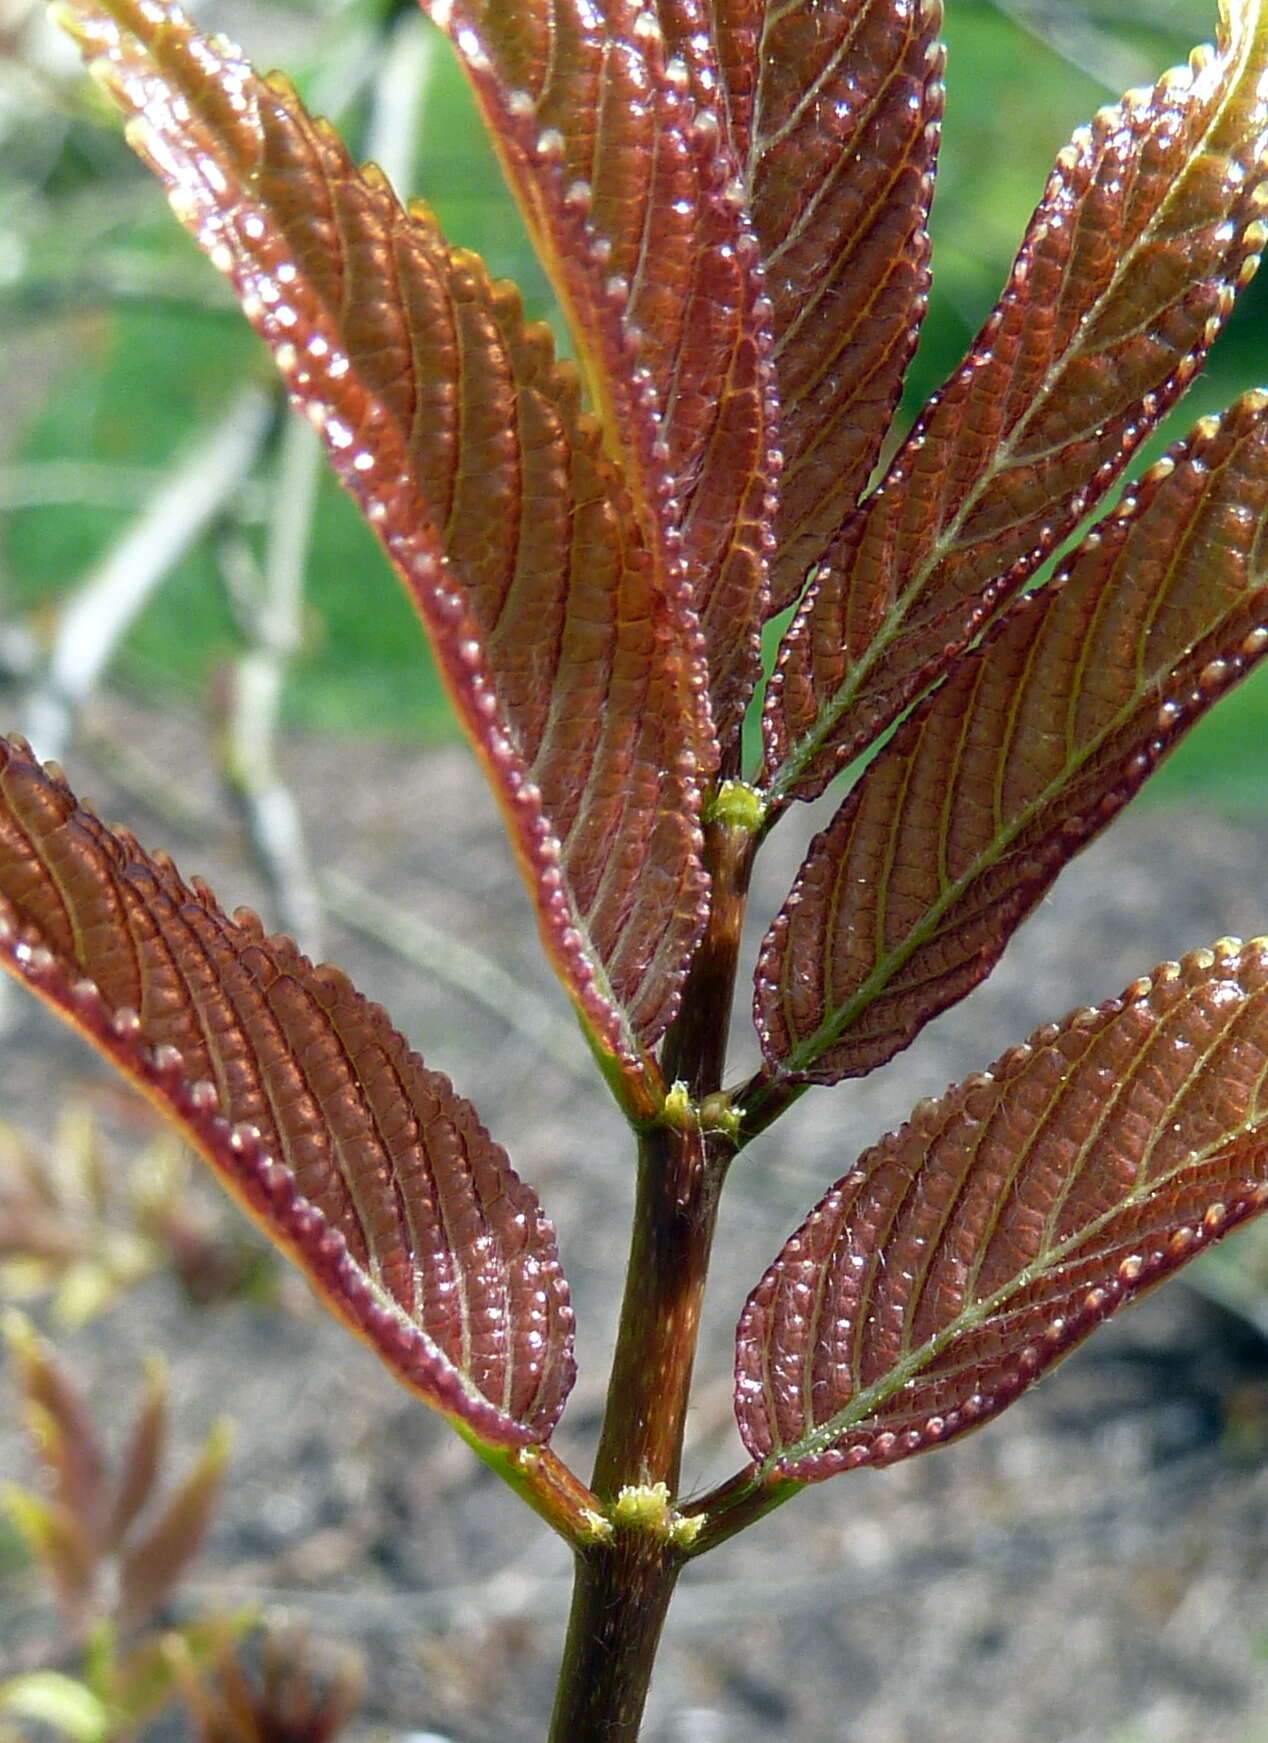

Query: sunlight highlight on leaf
[[54, 0, 710, 1089], [739, 0, 944, 612], [0, 742, 575, 1448], [766, 0, 1268, 800], [426, 0, 777, 752], [757, 393, 1268, 1084], [739, 937, 1268, 1478]]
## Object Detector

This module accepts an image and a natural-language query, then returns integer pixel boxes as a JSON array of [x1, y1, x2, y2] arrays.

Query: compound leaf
[[757, 393, 1268, 1084], [766, 0, 1268, 801], [58, 0, 708, 1100], [738, 937, 1268, 1479], [427, 0, 776, 750], [0, 742, 575, 1450]]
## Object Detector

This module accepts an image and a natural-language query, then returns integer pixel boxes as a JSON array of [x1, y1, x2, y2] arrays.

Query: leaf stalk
[[680, 1463, 804, 1557]]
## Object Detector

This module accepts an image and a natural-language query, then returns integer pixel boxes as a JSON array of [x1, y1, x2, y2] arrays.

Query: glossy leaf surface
[[0, 742, 574, 1449], [427, 0, 775, 749], [766, 0, 1268, 800], [60, 0, 708, 1091], [741, 0, 944, 611], [757, 394, 1268, 1085], [739, 938, 1268, 1479]]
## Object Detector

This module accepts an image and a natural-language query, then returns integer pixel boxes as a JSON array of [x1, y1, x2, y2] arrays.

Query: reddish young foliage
[[5, 1315, 229, 1632], [65, 0, 715, 1104], [428, 0, 778, 751], [0, 741, 573, 1447], [738, 0, 945, 612], [13, 0, 1268, 1732], [764, 4, 1268, 799], [740, 939, 1268, 1478], [757, 394, 1268, 1084]]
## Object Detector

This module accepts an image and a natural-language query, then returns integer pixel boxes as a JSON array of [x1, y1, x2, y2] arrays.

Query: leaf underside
[[739, 0, 945, 614], [765, 0, 1268, 801], [757, 392, 1268, 1085], [0, 741, 574, 1448], [426, 0, 776, 753], [738, 937, 1268, 1479], [43, 0, 1268, 1519], [63, 0, 710, 1095]]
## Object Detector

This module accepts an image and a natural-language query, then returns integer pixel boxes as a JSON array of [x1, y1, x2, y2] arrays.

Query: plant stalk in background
[[4, 0, 1268, 1736]]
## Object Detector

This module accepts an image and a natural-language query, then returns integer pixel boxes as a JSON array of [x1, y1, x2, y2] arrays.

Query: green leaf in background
[[0, 1672, 111, 1743], [919, 1, 1268, 813], [3, 0, 1268, 782], [4, 296, 460, 738], [6, 301, 250, 692]]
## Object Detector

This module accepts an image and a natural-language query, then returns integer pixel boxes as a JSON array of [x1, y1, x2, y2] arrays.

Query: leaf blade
[[757, 392, 1268, 1085], [106, 1356, 167, 1552], [738, 937, 1268, 1478], [742, 0, 944, 612], [59, 0, 707, 1091], [766, 0, 1268, 800], [2, 1485, 98, 1623], [0, 742, 575, 1449], [428, 0, 777, 749]]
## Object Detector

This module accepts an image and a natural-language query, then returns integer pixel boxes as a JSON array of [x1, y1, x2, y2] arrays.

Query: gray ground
[[4, 697, 1268, 1743]]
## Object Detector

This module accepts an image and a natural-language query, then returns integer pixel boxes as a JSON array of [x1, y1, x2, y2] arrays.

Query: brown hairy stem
[[592, 1120, 724, 1500], [545, 1120, 718, 1739], [547, 812, 756, 1735], [544, 1097, 720, 1740], [547, 1532, 685, 1743], [593, 811, 757, 1496], [661, 815, 757, 1098]]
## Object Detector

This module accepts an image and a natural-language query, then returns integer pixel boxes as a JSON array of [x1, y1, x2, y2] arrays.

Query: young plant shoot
[[6, 0, 1268, 1736]]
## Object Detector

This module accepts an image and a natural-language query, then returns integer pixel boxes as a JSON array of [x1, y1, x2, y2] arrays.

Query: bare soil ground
[[4, 696, 1268, 1743]]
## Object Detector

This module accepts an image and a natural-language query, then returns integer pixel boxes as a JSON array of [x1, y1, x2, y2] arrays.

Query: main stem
[[548, 1520, 688, 1741], [546, 818, 755, 1742]]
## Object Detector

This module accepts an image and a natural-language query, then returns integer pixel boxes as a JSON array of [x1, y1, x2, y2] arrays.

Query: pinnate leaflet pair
[[6, 0, 1268, 1731]]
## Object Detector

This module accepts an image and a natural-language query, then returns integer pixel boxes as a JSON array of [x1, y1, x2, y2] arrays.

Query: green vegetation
[[3, 0, 1268, 789]]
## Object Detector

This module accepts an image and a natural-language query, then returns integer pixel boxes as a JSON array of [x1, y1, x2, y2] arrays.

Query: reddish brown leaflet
[[14, 2, 1268, 1736]]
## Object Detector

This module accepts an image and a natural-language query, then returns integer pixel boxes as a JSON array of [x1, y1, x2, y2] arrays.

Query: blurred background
[[2, 0, 1268, 798], [5, 6, 1268, 1743]]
